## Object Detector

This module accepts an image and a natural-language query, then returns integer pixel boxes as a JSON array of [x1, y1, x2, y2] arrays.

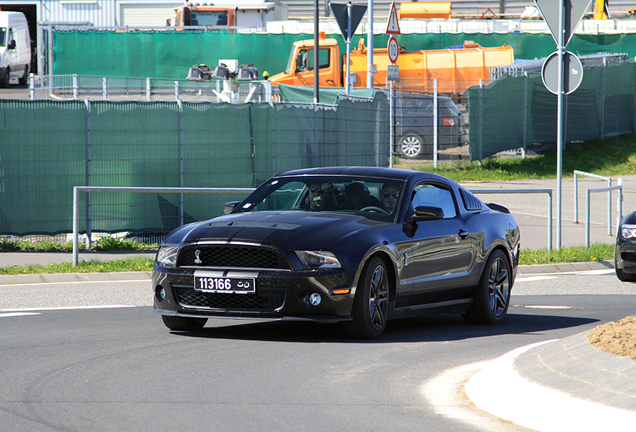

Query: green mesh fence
[[465, 62, 635, 161], [52, 31, 636, 80], [0, 94, 388, 239]]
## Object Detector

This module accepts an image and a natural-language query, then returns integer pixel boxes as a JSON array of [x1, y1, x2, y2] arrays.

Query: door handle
[[458, 229, 470, 239]]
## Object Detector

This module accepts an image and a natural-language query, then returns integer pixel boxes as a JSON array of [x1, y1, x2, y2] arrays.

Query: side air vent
[[460, 189, 483, 211]]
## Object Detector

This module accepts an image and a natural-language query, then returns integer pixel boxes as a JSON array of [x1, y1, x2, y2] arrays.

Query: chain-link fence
[[0, 93, 389, 243]]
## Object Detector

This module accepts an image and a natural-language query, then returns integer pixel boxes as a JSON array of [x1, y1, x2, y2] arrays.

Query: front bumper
[[152, 265, 358, 322], [615, 237, 636, 273]]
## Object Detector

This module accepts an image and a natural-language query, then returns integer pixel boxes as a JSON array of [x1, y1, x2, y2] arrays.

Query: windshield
[[191, 11, 228, 26], [0, 28, 6, 47], [235, 176, 406, 222], [284, 45, 297, 75]]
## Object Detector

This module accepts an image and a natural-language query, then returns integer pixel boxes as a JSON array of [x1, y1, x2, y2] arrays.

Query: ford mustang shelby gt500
[[152, 167, 520, 339]]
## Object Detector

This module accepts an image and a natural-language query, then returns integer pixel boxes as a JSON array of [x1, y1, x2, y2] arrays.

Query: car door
[[403, 182, 477, 305]]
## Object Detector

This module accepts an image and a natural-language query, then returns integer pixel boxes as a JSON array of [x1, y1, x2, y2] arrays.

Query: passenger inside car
[[343, 182, 382, 210]]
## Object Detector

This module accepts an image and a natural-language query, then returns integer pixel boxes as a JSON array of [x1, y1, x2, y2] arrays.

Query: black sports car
[[152, 167, 520, 339], [615, 211, 636, 281]]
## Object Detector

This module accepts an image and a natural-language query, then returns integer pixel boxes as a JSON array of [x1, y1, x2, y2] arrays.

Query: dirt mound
[[588, 315, 636, 360]]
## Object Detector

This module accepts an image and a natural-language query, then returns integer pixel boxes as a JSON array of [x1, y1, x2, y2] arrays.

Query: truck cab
[[173, 6, 235, 27], [269, 38, 342, 87]]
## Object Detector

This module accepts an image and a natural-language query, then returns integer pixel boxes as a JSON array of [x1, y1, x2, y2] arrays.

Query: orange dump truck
[[268, 37, 514, 93]]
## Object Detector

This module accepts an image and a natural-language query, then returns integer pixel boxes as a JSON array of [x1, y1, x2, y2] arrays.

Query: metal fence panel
[[0, 95, 389, 240], [466, 62, 635, 160]]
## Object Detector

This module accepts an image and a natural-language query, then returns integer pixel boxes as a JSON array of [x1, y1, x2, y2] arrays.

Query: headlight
[[295, 251, 341, 269], [156, 246, 179, 267], [621, 224, 636, 240]]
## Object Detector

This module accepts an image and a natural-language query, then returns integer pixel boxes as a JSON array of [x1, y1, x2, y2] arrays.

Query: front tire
[[341, 256, 390, 339], [463, 249, 511, 325], [161, 315, 207, 331], [18, 65, 28, 86], [615, 254, 636, 282]]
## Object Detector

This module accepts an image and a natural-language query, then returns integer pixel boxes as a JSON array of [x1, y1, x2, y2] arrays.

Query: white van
[[0, 11, 31, 87]]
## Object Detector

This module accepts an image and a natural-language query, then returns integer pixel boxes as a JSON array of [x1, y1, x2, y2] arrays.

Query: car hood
[[165, 211, 385, 251]]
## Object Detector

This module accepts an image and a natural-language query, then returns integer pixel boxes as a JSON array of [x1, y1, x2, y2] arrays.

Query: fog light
[[156, 286, 166, 301], [300, 291, 322, 308], [309, 293, 322, 307]]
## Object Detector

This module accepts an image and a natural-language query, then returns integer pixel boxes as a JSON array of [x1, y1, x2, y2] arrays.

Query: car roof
[[275, 166, 457, 185]]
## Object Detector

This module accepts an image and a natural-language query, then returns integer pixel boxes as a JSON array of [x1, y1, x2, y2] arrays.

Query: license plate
[[194, 276, 255, 294]]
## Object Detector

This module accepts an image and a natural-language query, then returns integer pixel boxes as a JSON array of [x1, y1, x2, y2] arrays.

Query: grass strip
[[0, 257, 154, 275], [0, 245, 616, 275]]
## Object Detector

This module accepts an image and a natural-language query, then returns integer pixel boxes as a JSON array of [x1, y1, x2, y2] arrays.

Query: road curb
[[0, 271, 151, 286]]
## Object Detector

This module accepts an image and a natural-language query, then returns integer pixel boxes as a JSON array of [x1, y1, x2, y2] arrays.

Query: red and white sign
[[385, 1, 401, 35], [387, 36, 399, 64]]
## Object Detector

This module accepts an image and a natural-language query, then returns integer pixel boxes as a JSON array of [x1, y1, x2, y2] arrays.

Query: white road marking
[[0, 312, 41, 318], [0, 305, 137, 313], [465, 341, 636, 431], [515, 276, 558, 282], [576, 269, 615, 276], [421, 361, 507, 430], [0, 278, 149, 287]]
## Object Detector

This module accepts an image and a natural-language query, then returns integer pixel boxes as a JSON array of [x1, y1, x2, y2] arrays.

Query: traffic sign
[[541, 51, 584, 95], [330, 2, 367, 41], [387, 36, 399, 63], [386, 1, 401, 35], [534, 0, 592, 47], [386, 65, 399, 81]]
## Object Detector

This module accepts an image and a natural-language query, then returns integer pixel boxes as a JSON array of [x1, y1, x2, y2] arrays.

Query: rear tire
[[0, 68, 10, 88], [340, 256, 390, 339], [18, 65, 28, 86], [400, 134, 425, 159], [161, 315, 207, 331], [463, 249, 511, 325]]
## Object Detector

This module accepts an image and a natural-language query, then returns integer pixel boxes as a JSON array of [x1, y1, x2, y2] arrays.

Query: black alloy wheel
[[463, 249, 511, 325], [341, 256, 390, 339], [161, 315, 208, 331]]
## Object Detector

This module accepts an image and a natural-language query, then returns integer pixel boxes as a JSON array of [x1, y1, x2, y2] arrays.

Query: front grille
[[175, 287, 286, 311], [178, 245, 290, 270]]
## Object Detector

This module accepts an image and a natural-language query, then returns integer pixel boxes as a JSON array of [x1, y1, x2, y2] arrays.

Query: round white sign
[[388, 36, 399, 64]]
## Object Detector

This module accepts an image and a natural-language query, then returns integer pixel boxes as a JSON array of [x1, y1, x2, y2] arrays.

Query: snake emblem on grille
[[194, 250, 203, 264]]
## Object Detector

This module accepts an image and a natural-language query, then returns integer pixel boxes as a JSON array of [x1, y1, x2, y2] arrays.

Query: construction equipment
[[267, 36, 514, 94], [593, 0, 610, 20]]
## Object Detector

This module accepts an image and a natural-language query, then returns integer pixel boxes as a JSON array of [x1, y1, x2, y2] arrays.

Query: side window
[[411, 184, 457, 219], [307, 48, 330, 70]]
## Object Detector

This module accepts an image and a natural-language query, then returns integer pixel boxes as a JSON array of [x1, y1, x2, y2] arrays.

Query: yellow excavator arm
[[593, 0, 609, 20]]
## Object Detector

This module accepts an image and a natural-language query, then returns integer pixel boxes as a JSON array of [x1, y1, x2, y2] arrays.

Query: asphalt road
[[0, 270, 634, 431]]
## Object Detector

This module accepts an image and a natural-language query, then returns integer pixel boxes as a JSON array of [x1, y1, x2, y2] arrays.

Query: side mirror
[[224, 201, 241, 215], [7, 40, 16, 50], [295, 53, 304, 72], [410, 205, 444, 222]]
